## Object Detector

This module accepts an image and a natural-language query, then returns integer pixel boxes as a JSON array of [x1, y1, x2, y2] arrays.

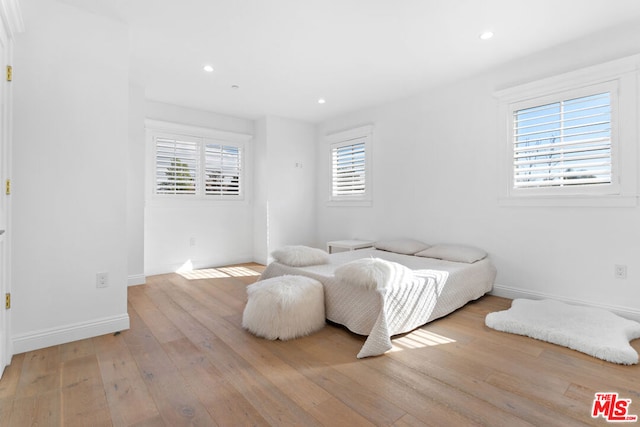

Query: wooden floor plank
[[60, 354, 112, 426], [1, 264, 638, 426], [141, 280, 270, 426], [150, 275, 324, 426], [123, 305, 218, 427], [128, 414, 166, 427], [0, 353, 24, 400], [59, 337, 96, 363], [9, 389, 61, 426], [156, 287, 335, 413], [161, 337, 269, 426], [127, 285, 184, 344], [280, 331, 498, 426], [93, 332, 161, 427], [14, 346, 61, 399], [388, 347, 587, 426], [0, 397, 15, 426], [306, 396, 378, 427]]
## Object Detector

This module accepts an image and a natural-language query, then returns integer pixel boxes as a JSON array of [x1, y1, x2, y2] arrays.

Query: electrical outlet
[[96, 272, 109, 288], [189, 237, 196, 247], [614, 264, 627, 279]]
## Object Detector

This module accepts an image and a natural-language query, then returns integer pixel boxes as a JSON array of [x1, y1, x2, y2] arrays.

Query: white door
[[0, 0, 21, 381]]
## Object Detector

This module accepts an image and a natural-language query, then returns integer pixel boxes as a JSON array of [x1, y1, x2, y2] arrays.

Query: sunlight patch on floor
[[176, 264, 262, 280], [390, 329, 456, 352], [178, 268, 231, 280], [218, 266, 261, 277]]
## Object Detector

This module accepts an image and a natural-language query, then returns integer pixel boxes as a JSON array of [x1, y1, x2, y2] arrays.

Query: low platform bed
[[260, 243, 497, 358]]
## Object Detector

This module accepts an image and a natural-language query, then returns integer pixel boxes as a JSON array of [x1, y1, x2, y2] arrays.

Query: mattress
[[260, 248, 497, 358]]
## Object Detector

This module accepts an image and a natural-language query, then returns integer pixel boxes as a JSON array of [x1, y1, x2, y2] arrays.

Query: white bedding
[[260, 248, 497, 358]]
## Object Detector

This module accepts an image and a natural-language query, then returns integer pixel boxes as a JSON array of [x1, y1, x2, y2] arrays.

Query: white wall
[[253, 118, 269, 264], [266, 116, 316, 253], [127, 82, 145, 286], [146, 101, 253, 136], [143, 101, 255, 275], [316, 22, 640, 318], [12, 0, 130, 352], [252, 116, 317, 264]]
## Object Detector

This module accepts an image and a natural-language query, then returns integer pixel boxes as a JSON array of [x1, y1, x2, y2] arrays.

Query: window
[[146, 120, 251, 202], [332, 140, 366, 197], [327, 125, 372, 205], [155, 137, 198, 195], [496, 55, 638, 206], [204, 143, 242, 196], [512, 89, 613, 190]]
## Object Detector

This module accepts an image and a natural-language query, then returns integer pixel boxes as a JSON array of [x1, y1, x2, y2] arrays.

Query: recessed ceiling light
[[203, 65, 214, 73], [479, 31, 494, 40], [318, 98, 326, 104]]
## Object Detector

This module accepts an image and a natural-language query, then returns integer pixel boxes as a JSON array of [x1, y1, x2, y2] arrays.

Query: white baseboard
[[12, 313, 130, 354], [128, 274, 146, 287], [491, 284, 640, 322]]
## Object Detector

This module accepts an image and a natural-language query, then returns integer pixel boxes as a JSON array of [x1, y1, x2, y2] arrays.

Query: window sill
[[498, 195, 637, 208], [147, 196, 249, 209], [326, 199, 373, 207]]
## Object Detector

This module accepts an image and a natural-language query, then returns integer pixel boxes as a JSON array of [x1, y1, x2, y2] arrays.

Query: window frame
[[509, 81, 618, 196], [495, 55, 638, 207], [326, 125, 373, 206], [146, 120, 252, 205]]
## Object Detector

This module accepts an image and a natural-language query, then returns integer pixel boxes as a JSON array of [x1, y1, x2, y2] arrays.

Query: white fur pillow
[[374, 238, 430, 255], [334, 257, 415, 290], [271, 245, 329, 267]]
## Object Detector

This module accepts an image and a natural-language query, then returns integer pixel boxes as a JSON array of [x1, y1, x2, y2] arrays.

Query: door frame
[[0, 0, 23, 378]]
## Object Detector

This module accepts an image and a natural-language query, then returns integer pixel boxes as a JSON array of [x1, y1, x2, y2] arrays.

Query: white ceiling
[[60, 0, 640, 123]]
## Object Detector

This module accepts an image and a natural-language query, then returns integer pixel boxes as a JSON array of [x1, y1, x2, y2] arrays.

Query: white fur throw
[[486, 299, 640, 365], [334, 257, 415, 291], [271, 245, 329, 267], [242, 275, 325, 340]]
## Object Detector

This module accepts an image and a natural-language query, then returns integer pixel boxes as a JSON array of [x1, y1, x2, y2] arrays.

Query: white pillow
[[374, 238, 430, 255], [271, 245, 329, 267], [334, 258, 415, 290], [415, 244, 487, 263]]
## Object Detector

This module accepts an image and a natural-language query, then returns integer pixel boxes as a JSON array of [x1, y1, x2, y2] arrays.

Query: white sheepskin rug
[[242, 275, 325, 340], [485, 299, 640, 365]]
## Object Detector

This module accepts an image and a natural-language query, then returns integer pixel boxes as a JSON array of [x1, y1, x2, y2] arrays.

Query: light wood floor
[[0, 263, 638, 426]]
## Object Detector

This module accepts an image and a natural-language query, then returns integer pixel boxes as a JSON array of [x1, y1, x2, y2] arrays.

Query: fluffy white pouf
[[242, 275, 325, 340]]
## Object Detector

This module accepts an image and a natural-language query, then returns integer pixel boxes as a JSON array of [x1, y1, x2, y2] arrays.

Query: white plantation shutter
[[327, 125, 372, 205], [155, 137, 198, 195], [332, 139, 366, 197], [205, 143, 242, 196], [513, 91, 612, 189], [150, 125, 247, 200]]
